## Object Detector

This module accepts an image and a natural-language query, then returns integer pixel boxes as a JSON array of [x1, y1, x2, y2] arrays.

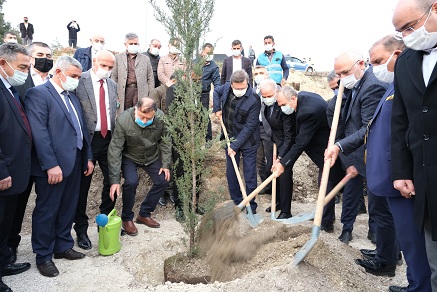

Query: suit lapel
[[0, 85, 29, 135], [46, 83, 75, 128], [370, 83, 394, 126], [344, 70, 370, 123], [407, 51, 426, 93], [84, 73, 96, 112]]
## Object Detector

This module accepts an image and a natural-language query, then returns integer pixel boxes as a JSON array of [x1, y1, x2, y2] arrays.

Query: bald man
[[74, 50, 117, 250], [73, 33, 106, 72]]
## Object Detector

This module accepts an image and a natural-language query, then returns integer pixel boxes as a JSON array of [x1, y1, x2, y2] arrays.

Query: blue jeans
[[121, 157, 168, 221]]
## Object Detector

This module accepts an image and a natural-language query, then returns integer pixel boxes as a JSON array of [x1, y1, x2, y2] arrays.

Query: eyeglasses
[[335, 60, 359, 78], [394, 4, 433, 40]]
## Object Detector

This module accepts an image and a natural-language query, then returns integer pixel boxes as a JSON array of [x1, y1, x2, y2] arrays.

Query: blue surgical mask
[[281, 104, 294, 115], [135, 117, 154, 128], [60, 71, 79, 91], [1, 61, 28, 86]]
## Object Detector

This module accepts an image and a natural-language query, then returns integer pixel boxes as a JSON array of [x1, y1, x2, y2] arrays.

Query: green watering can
[[96, 209, 121, 256]]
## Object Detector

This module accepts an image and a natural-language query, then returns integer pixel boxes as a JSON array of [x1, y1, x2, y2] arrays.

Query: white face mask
[[232, 87, 247, 97], [281, 104, 294, 115], [6, 39, 17, 43], [95, 67, 111, 80], [127, 45, 139, 54], [150, 47, 160, 56], [92, 42, 104, 51], [372, 53, 395, 83], [60, 71, 79, 91], [232, 49, 241, 57], [262, 94, 276, 106], [204, 54, 213, 62], [341, 65, 360, 89], [1, 61, 28, 86], [264, 44, 273, 51], [169, 46, 180, 54], [255, 75, 266, 85], [403, 26, 437, 51]]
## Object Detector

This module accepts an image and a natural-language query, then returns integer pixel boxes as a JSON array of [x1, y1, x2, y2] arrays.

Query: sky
[[3, 0, 398, 71]]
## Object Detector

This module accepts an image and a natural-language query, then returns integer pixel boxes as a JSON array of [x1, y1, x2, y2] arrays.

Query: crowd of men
[[2, 0, 437, 291]]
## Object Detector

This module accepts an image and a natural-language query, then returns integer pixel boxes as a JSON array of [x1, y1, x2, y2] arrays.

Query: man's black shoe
[[1, 262, 31, 276], [9, 247, 17, 264], [338, 230, 352, 244], [360, 248, 376, 259], [265, 203, 280, 213], [77, 233, 92, 250], [168, 193, 175, 204], [355, 258, 396, 277], [335, 194, 341, 204], [388, 285, 408, 292], [0, 278, 12, 292], [54, 248, 85, 260], [321, 224, 334, 233], [37, 260, 59, 277], [357, 204, 367, 215], [276, 212, 292, 219], [367, 231, 377, 244], [158, 196, 167, 206], [246, 208, 257, 215]]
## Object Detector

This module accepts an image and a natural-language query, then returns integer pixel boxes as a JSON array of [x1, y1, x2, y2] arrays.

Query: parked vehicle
[[284, 55, 314, 73]]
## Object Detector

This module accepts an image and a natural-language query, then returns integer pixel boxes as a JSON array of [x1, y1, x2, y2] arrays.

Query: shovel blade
[[245, 207, 262, 228], [291, 225, 321, 267], [278, 211, 315, 225]]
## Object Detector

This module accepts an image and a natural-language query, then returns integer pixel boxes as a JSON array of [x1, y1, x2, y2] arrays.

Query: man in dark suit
[[272, 86, 344, 229], [213, 70, 261, 213], [73, 50, 117, 250], [392, 1, 437, 290], [221, 40, 253, 86], [25, 56, 94, 277], [8, 41, 53, 264], [73, 34, 105, 72], [144, 38, 161, 88], [259, 79, 295, 219], [325, 49, 389, 244], [67, 21, 81, 48], [0, 42, 32, 292], [19, 17, 34, 46], [359, 34, 431, 291]]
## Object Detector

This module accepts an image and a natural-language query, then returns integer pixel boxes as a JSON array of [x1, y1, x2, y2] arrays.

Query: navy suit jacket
[[336, 66, 389, 176], [25, 81, 92, 178], [73, 46, 92, 72], [0, 80, 32, 196], [365, 83, 400, 197], [220, 56, 253, 86]]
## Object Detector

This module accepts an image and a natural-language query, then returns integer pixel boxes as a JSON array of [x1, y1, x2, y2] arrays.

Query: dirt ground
[[4, 71, 408, 291]]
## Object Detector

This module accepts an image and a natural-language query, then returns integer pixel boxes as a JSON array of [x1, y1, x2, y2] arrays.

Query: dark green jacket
[[108, 108, 171, 184]]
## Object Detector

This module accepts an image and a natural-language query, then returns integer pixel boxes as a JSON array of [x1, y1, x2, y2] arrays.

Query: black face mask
[[34, 58, 53, 73], [24, 20, 28, 22]]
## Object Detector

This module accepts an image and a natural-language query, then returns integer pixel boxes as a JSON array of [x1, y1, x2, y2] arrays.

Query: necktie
[[10, 86, 32, 143], [99, 79, 108, 138], [61, 91, 83, 150]]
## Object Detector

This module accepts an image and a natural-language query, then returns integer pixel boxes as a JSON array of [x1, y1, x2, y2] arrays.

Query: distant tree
[[0, 0, 20, 44], [149, 0, 215, 258]]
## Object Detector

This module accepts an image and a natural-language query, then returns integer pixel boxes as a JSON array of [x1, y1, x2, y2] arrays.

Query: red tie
[[99, 79, 108, 138]]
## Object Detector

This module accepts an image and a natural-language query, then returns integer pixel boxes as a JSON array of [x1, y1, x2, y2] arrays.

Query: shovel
[[219, 117, 262, 228], [278, 173, 353, 224], [271, 143, 278, 220], [291, 81, 345, 267]]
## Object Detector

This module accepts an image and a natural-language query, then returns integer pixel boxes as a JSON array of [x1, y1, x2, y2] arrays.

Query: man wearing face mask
[[392, 1, 437, 290], [108, 97, 171, 235], [66, 21, 81, 49], [112, 32, 155, 116], [256, 35, 289, 86], [73, 50, 117, 250], [157, 37, 185, 86], [19, 17, 33, 46], [358, 35, 431, 291], [213, 70, 261, 213], [73, 33, 105, 72], [25, 56, 94, 277], [3, 31, 17, 43], [0, 42, 32, 292], [144, 38, 162, 88], [220, 40, 253, 86], [7, 41, 53, 264], [271, 86, 344, 229], [259, 79, 295, 219], [324, 49, 388, 245]]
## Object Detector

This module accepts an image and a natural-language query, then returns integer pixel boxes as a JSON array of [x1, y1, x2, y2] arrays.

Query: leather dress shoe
[[0, 278, 12, 292], [136, 215, 160, 228], [357, 203, 367, 215], [338, 230, 353, 244], [321, 224, 334, 233], [388, 285, 408, 292], [165, 192, 175, 204], [77, 233, 92, 250], [360, 248, 377, 259], [276, 212, 292, 219], [54, 248, 85, 260], [1, 262, 30, 276], [9, 247, 17, 264], [37, 260, 59, 277], [265, 203, 280, 213], [355, 258, 396, 277], [367, 231, 377, 244], [122, 220, 138, 235], [158, 196, 167, 206]]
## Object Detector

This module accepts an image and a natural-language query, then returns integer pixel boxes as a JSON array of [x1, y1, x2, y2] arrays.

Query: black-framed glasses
[[335, 60, 359, 78], [394, 4, 433, 40]]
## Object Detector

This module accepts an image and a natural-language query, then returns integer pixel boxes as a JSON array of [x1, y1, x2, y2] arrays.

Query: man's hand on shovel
[[324, 143, 341, 167], [272, 162, 284, 178]]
